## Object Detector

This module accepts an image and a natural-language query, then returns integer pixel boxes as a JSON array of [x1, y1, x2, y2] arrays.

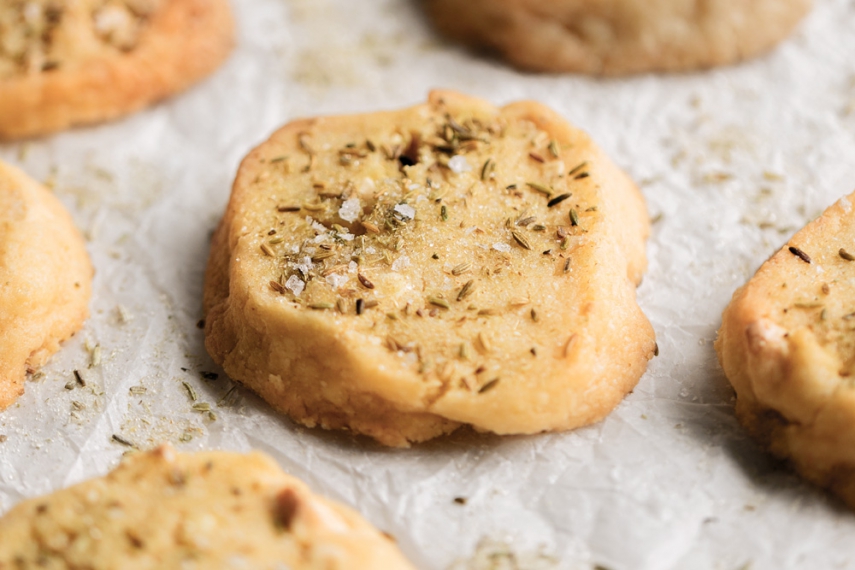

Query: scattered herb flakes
[[129, 386, 147, 395], [547, 193, 571, 208], [117, 305, 133, 323], [88, 344, 102, 368], [182, 381, 198, 402], [477, 332, 492, 353], [548, 140, 560, 158], [511, 230, 532, 250], [479, 378, 499, 393], [789, 246, 811, 263], [480, 158, 495, 181], [451, 262, 471, 276], [457, 280, 476, 301], [270, 280, 286, 294], [201, 371, 219, 381], [64, 381, 75, 390], [453, 497, 467, 505], [192, 402, 212, 412], [568, 162, 588, 177], [358, 273, 375, 289], [526, 182, 552, 197], [309, 302, 334, 310], [112, 434, 135, 447], [73, 370, 86, 387], [0, 435, 6, 443], [840, 248, 855, 261], [428, 296, 451, 309], [441, 204, 448, 222], [217, 385, 239, 407], [260, 243, 275, 257], [569, 209, 580, 226]]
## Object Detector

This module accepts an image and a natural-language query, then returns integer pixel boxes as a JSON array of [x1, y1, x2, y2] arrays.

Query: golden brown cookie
[[426, 0, 812, 75], [203, 90, 656, 447], [0, 0, 234, 140], [0, 160, 92, 410], [0, 445, 416, 568], [717, 191, 855, 508]]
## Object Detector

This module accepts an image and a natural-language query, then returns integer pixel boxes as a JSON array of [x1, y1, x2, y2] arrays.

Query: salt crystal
[[311, 221, 327, 233], [348, 261, 358, 273], [338, 198, 361, 222], [338, 232, 355, 241], [285, 275, 304, 296], [325, 273, 349, 289], [295, 256, 313, 277], [492, 243, 511, 253], [394, 203, 416, 220], [391, 255, 411, 272], [448, 155, 472, 174], [366, 246, 377, 254]]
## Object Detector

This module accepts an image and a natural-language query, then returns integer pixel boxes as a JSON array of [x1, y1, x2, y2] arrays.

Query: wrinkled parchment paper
[[2, 0, 855, 568]]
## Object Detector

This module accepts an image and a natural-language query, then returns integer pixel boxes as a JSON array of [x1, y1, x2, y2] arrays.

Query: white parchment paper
[[2, 0, 855, 568]]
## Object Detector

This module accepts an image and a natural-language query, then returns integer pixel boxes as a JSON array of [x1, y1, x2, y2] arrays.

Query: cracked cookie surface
[[0, 0, 233, 139], [0, 160, 92, 411], [203, 90, 655, 447], [426, 0, 811, 75], [0, 445, 415, 569], [717, 191, 855, 508]]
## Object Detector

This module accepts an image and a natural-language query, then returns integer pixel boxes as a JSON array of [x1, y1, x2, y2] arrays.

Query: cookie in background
[[0, 160, 92, 410], [425, 0, 812, 75], [0, 0, 234, 140]]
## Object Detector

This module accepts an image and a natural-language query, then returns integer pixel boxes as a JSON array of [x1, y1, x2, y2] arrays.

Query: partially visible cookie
[[426, 0, 812, 75], [204, 90, 656, 447], [0, 0, 234, 140], [716, 191, 855, 508], [0, 445, 416, 568], [0, 160, 92, 410]]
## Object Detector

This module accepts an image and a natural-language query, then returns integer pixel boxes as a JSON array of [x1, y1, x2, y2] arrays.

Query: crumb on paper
[[448, 538, 559, 570], [116, 304, 134, 323]]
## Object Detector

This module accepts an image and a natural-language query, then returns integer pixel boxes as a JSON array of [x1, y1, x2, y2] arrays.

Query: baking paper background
[[2, 0, 855, 568]]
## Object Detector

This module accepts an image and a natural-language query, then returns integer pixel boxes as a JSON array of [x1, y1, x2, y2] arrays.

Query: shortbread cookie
[[717, 191, 855, 508], [0, 161, 92, 410], [0, 445, 416, 568], [426, 0, 811, 75], [204, 90, 656, 447], [0, 0, 234, 140]]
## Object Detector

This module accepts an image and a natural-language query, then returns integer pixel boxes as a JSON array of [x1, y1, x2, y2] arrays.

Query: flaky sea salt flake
[[394, 204, 416, 220], [449, 155, 472, 174], [285, 275, 305, 296], [338, 198, 361, 222]]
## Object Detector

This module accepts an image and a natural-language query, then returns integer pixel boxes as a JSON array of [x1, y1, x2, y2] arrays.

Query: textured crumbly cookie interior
[[0, 446, 415, 568], [205, 91, 655, 446], [717, 192, 855, 508], [0, 0, 161, 79]]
